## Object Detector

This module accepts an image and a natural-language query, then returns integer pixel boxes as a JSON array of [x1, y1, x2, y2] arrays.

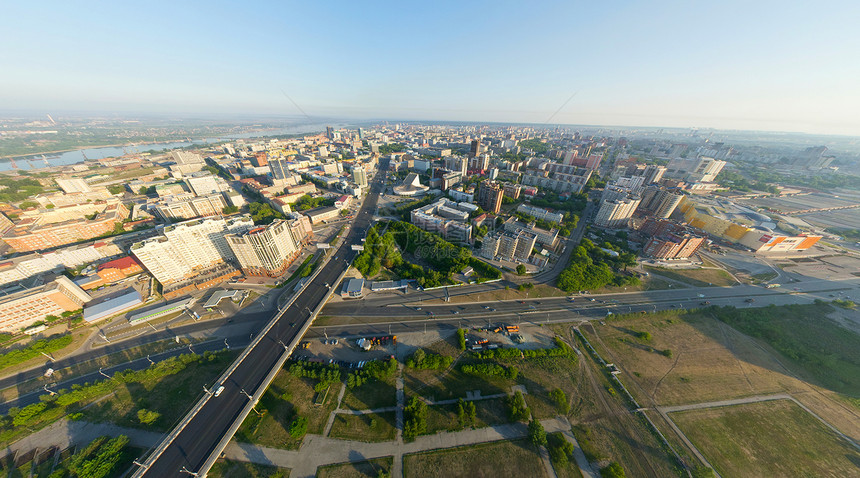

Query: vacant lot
[[644, 265, 735, 287], [403, 439, 547, 478], [424, 397, 511, 434], [710, 303, 860, 396], [586, 306, 860, 442], [328, 411, 397, 442], [234, 371, 338, 449], [208, 459, 289, 478], [317, 457, 393, 478], [672, 400, 859, 478]]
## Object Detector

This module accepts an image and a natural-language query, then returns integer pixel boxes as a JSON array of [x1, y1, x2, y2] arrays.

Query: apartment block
[[477, 180, 504, 214], [227, 220, 300, 277]]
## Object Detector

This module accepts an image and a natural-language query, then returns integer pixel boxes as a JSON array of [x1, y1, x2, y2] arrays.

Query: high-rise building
[[353, 165, 368, 188], [445, 156, 468, 177], [480, 230, 536, 263], [638, 186, 684, 218], [227, 220, 299, 277], [251, 152, 268, 167], [56, 177, 91, 194], [477, 180, 504, 214], [469, 154, 490, 171], [640, 164, 666, 185], [269, 157, 291, 181], [131, 216, 253, 285], [595, 196, 641, 228], [326, 126, 335, 140]]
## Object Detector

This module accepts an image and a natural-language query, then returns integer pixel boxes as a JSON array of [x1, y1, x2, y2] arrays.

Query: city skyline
[[2, 1, 859, 136]]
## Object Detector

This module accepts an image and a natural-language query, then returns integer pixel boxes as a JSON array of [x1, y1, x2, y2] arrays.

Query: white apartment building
[[516, 204, 564, 224], [131, 216, 254, 285], [353, 165, 368, 188], [595, 196, 641, 228], [666, 156, 726, 183], [226, 220, 299, 277]]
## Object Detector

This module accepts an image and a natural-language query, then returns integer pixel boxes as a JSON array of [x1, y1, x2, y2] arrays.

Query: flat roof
[[128, 297, 196, 323], [83, 290, 142, 322], [203, 289, 244, 308], [344, 278, 364, 293]]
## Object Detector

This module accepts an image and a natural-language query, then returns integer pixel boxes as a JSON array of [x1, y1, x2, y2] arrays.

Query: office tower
[[226, 220, 299, 277], [326, 126, 335, 139], [477, 180, 504, 214], [56, 177, 91, 194], [353, 165, 368, 188]]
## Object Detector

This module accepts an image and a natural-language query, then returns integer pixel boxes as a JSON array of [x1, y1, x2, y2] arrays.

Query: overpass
[[133, 159, 389, 477]]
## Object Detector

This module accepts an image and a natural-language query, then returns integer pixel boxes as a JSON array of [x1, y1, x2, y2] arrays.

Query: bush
[[68, 435, 130, 478], [137, 409, 161, 425], [289, 415, 308, 439], [403, 396, 427, 439], [457, 329, 466, 351], [601, 462, 626, 478], [547, 432, 575, 465], [347, 357, 397, 388]]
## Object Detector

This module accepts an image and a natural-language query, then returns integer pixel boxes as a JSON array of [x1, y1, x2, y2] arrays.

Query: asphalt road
[[137, 159, 389, 477]]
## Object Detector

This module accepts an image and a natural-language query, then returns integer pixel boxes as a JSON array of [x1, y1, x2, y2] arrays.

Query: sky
[[2, 1, 859, 135]]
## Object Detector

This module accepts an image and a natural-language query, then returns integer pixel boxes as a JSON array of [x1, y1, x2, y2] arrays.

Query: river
[[0, 122, 348, 172]]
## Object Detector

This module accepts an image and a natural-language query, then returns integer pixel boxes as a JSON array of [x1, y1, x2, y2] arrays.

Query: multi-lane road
[[135, 159, 389, 477]]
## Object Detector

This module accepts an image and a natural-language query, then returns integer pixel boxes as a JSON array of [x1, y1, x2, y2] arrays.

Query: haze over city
[[2, 1, 860, 135]]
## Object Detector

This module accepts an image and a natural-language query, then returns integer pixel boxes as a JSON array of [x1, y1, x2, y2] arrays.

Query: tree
[[528, 419, 547, 448], [137, 409, 161, 425], [601, 462, 626, 478], [457, 328, 466, 351], [550, 388, 569, 414], [507, 391, 530, 422], [222, 205, 239, 214], [516, 264, 527, 275]]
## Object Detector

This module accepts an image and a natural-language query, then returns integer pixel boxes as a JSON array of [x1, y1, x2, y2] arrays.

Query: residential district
[[0, 122, 858, 478]]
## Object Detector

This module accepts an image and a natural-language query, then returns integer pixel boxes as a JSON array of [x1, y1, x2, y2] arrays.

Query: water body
[[0, 122, 345, 172]]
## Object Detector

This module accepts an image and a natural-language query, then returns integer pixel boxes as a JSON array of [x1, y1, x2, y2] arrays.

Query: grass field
[[403, 439, 548, 478], [643, 265, 736, 287], [671, 400, 860, 478], [328, 411, 397, 442], [234, 371, 338, 449], [341, 376, 397, 410], [710, 303, 860, 396], [424, 397, 511, 434], [316, 457, 393, 478], [208, 459, 289, 478], [80, 352, 238, 431]]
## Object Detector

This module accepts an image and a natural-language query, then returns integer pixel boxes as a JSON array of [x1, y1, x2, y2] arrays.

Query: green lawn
[[328, 411, 397, 442], [341, 377, 397, 410], [671, 400, 859, 478]]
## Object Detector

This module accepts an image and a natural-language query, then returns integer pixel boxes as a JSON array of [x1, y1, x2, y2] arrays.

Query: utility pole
[[224, 338, 230, 350], [146, 354, 154, 365], [39, 351, 54, 362], [98, 367, 110, 379], [179, 466, 199, 476]]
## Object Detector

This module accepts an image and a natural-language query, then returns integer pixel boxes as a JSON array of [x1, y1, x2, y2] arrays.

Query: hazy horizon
[[3, 1, 859, 136]]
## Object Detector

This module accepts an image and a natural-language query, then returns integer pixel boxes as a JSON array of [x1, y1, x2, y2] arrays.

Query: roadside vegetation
[[556, 238, 638, 292], [0, 334, 73, 371]]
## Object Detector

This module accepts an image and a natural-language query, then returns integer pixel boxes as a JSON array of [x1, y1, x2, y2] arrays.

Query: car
[[453, 310, 459, 314], [490, 308, 496, 312], [483, 305, 490, 309], [415, 307, 422, 310], [214, 385, 225, 397], [745, 298, 755, 303], [700, 301, 711, 305], [590, 298, 596, 302], [519, 300, 525, 304]]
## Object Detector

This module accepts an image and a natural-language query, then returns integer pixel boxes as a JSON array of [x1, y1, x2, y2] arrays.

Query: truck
[[766, 283, 781, 289]]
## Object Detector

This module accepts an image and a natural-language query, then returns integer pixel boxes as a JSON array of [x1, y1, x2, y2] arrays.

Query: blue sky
[[2, 1, 859, 135]]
